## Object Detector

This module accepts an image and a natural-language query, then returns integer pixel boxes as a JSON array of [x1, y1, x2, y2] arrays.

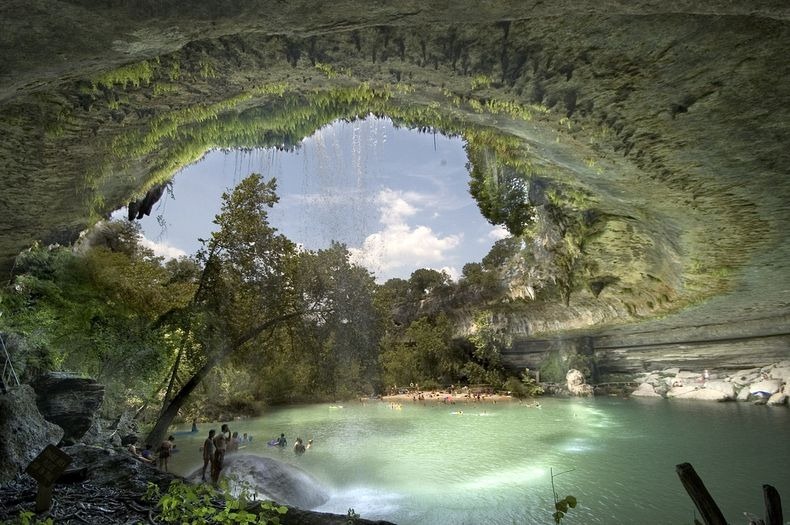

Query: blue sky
[[126, 117, 508, 282]]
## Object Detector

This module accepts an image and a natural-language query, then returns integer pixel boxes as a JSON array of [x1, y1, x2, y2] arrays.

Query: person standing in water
[[201, 429, 216, 481], [211, 424, 230, 484], [157, 435, 175, 472]]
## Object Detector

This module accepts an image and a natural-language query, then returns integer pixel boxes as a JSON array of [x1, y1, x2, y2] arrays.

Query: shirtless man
[[211, 424, 230, 484], [157, 435, 175, 472], [201, 429, 216, 481]]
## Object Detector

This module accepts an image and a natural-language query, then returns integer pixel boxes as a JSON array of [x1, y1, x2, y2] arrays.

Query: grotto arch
[[1, 1, 789, 365]]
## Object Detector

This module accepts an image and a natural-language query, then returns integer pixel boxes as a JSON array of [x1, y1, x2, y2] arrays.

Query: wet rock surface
[[186, 454, 330, 509]]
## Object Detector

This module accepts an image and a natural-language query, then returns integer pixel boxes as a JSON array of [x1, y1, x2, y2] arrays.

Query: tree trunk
[[145, 311, 302, 448], [145, 351, 224, 448]]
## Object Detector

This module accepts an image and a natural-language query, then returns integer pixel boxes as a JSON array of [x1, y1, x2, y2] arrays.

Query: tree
[[468, 311, 510, 370], [1, 224, 195, 410], [146, 174, 303, 447], [468, 157, 535, 236], [279, 242, 381, 399], [379, 314, 458, 388], [408, 268, 451, 299]]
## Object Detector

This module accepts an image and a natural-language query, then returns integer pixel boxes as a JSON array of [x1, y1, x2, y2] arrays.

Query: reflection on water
[[167, 398, 790, 525]]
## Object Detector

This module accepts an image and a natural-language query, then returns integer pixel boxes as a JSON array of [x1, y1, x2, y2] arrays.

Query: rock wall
[[1, 0, 789, 366], [0, 385, 64, 483], [502, 314, 790, 381], [32, 372, 105, 445]]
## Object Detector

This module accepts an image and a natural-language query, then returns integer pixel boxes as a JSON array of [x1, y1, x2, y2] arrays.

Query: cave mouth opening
[[118, 115, 510, 283]]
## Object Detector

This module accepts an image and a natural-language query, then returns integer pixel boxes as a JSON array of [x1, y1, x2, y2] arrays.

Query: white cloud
[[440, 266, 460, 282], [376, 188, 418, 226], [139, 235, 188, 260], [349, 188, 462, 279], [487, 225, 510, 241]]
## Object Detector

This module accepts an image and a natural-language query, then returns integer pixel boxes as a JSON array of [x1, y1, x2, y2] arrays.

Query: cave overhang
[[1, 2, 788, 338]]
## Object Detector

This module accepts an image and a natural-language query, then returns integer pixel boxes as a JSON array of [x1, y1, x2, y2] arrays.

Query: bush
[[144, 479, 288, 524], [503, 369, 544, 398]]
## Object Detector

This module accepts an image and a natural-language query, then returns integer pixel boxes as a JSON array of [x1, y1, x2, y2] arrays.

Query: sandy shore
[[380, 390, 513, 405]]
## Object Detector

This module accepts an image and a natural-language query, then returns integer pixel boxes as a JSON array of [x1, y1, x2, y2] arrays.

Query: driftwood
[[763, 484, 783, 525], [677, 462, 784, 525], [676, 463, 728, 525]]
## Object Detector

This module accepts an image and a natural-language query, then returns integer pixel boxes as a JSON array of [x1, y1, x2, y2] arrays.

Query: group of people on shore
[[126, 434, 178, 472]]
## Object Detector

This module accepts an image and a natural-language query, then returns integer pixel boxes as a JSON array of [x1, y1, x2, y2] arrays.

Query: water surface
[[168, 398, 789, 524]]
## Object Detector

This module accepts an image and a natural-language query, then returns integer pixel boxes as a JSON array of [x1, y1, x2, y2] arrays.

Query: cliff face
[[1, 1, 788, 369]]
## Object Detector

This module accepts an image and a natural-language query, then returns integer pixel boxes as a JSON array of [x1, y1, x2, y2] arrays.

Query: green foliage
[[153, 82, 179, 96], [468, 311, 510, 368], [539, 351, 567, 384], [315, 62, 350, 79], [408, 268, 451, 298], [467, 150, 535, 236], [567, 353, 594, 379], [504, 368, 544, 398], [553, 495, 578, 524], [13, 511, 54, 525], [144, 480, 287, 524], [198, 57, 217, 79], [1, 228, 196, 412], [346, 508, 361, 524], [550, 468, 578, 524], [92, 60, 157, 90], [380, 314, 460, 388], [470, 74, 493, 90]]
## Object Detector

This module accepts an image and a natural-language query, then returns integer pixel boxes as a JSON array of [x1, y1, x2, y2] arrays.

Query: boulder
[[736, 386, 751, 401], [565, 369, 594, 396], [186, 454, 330, 510], [672, 388, 730, 402], [631, 383, 661, 397], [0, 385, 64, 483], [749, 379, 782, 396], [62, 444, 176, 493], [32, 372, 104, 445], [703, 381, 736, 400], [661, 368, 680, 376], [676, 371, 702, 381], [666, 385, 698, 398], [769, 367, 790, 382], [767, 392, 788, 406], [730, 369, 761, 386]]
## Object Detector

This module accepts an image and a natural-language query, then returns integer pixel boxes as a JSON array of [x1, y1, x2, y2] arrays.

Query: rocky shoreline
[[0, 445, 394, 525], [629, 361, 789, 405]]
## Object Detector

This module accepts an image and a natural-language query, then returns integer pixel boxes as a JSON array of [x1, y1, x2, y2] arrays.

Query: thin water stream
[[168, 398, 789, 524]]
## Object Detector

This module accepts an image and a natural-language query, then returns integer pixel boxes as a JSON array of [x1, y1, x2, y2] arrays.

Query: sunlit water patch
[[167, 398, 790, 524]]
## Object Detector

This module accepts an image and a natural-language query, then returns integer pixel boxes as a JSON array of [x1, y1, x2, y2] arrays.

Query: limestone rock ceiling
[[1, 1, 788, 340]]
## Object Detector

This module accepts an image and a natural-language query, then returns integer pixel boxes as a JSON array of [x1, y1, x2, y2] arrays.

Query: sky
[[123, 117, 508, 282]]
